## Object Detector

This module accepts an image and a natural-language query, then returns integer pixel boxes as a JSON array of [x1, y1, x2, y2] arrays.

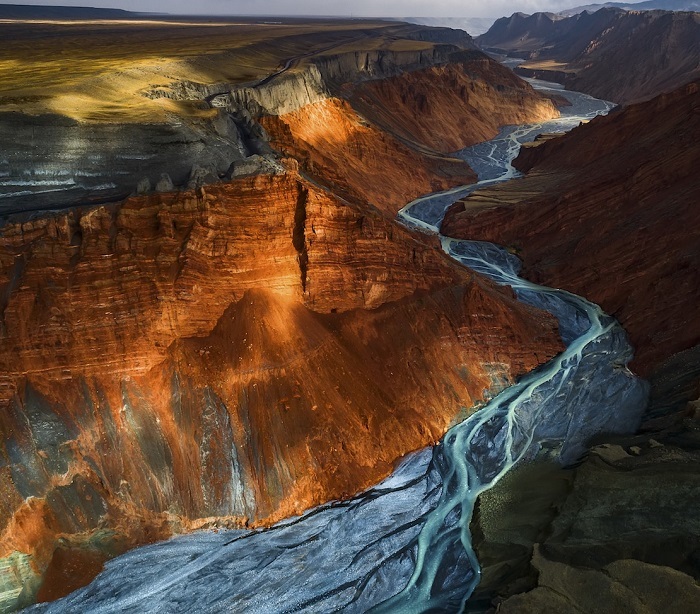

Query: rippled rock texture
[[0, 172, 564, 609], [442, 80, 700, 376], [477, 8, 700, 104]]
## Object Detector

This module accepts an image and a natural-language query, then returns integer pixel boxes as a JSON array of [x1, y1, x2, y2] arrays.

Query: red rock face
[[0, 173, 563, 603], [442, 81, 700, 376], [348, 59, 559, 153], [261, 98, 476, 217], [261, 58, 558, 217]]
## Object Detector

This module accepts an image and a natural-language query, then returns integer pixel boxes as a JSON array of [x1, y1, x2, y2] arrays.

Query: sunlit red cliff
[[0, 20, 564, 607]]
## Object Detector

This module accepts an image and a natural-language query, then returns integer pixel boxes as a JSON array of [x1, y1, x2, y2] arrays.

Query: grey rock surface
[[0, 110, 248, 218]]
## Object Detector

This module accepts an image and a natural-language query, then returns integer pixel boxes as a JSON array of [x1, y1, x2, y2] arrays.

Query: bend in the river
[[29, 80, 647, 614]]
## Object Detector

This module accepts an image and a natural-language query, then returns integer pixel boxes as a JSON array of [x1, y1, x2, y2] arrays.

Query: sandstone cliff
[[0, 173, 563, 608], [255, 54, 557, 216], [477, 8, 700, 104], [442, 80, 700, 376]]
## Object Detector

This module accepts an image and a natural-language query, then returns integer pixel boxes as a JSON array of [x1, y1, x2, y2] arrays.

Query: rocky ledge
[[469, 346, 700, 613]]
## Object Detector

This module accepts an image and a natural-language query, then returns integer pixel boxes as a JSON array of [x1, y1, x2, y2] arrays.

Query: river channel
[[30, 79, 648, 614]]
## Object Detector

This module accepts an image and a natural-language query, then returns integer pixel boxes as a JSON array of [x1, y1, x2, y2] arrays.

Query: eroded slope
[[442, 80, 700, 376], [0, 172, 563, 608]]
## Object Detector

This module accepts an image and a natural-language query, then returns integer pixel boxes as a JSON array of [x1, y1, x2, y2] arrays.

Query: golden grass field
[[0, 18, 431, 123], [517, 59, 577, 73]]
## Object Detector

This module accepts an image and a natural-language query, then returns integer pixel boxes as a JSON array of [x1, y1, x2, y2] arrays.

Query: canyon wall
[[478, 8, 700, 104], [442, 80, 700, 376], [346, 56, 558, 154], [0, 25, 558, 220], [0, 172, 564, 609]]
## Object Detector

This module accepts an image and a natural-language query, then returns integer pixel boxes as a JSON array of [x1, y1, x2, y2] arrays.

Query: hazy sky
[[0, 0, 615, 18]]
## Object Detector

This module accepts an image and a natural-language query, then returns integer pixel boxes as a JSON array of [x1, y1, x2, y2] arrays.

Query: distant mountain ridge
[[403, 17, 498, 36], [477, 8, 700, 103], [0, 3, 140, 19], [560, 0, 700, 16]]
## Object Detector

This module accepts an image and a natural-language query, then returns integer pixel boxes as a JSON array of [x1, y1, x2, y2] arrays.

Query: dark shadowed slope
[[443, 80, 700, 376], [477, 8, 700, 103]]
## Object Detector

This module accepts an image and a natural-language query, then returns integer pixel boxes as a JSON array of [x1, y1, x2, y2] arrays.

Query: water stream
[[30, 81, 647, 613]]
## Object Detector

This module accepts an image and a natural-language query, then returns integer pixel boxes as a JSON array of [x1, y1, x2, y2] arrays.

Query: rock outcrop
[[469, 358, 700, 613], [477, 8, 700, 104], [0, 172, 564, 608], [260, 98, 476, 216], [442, 80, 700, 376], [0, 109, 248, 216]]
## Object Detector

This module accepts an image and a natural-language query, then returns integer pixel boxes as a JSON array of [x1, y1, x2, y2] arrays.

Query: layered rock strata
[[442, 80, 700, 376], [0, 172, 563, 608], [0, 19, 565, 608], [347, 58, 559, 154], [259, 98, 476, 216]]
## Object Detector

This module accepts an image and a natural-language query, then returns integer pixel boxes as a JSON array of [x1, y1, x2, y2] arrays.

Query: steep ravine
[[238, 50, 558, 217], [0, 171, 564, 610], [437, 78, 700, 612], [23, 81, 648, 613], [442, 79, 700, 376]]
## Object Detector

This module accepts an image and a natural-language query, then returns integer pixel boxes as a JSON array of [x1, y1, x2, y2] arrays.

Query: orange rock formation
[[0, 173, 563, 603], [261, 99, 476, 216]]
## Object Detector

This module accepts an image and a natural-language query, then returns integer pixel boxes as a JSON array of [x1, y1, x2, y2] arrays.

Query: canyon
[[0, 16, 565, 611], [0, 5, 699, 612], [478, 8, 700, 103], [0, 18, 554, 217]]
